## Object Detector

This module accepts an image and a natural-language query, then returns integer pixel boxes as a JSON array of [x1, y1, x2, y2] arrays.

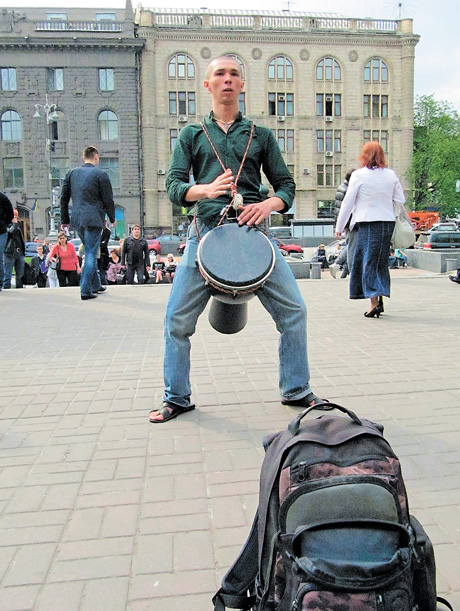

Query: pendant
[[232, 193, 243, 210]]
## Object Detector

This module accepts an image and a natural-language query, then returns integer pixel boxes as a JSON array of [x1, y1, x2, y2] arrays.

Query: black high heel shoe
[[378, 296, 384, 313], [364, 305, 383, 318]]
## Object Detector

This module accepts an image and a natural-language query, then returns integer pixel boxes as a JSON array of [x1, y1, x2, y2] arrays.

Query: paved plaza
[[0, 268, 459, 610]]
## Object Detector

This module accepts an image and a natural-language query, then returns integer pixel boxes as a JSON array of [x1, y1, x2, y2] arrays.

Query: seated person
[[314, 244, 329, 269], [389, 248, 398, 269], [395, 248, 408, 268], [106, 248, 122, 285], [152, 253, 165, 283], [164, 253, 177, 283]]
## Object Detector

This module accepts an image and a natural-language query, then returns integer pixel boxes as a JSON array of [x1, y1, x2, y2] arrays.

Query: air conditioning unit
[[157, 169, 166, 175], [325, 151, 334, 157], [278, 95, 285, 101], [325, 116, 333, 122], [178, 116, 187, 123], [325, 95, 333, 102], [277, 115, 286, 122], [303, 168, 310, 175]]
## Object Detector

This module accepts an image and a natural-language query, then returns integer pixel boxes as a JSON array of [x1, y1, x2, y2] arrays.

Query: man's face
[[37, 246, 43, 256], [204, 58, 244, 105], [132, 227, 141, 238]]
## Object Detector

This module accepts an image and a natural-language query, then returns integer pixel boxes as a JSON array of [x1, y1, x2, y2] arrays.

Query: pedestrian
[[0, 192, 14, 292], [30, 244, 49, 287], [335, 141, 405, 318], [60, 145, 115, 300], [334, 169, 354, 221], [121, 224, 150, 284], [149, 54, 324, 424], [3, 208, 25, 289], [329, 242, 349, 279], [48, 232, 80, 287]]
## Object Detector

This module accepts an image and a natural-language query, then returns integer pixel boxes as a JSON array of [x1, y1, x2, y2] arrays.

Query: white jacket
[[336, 166, 405, 234]]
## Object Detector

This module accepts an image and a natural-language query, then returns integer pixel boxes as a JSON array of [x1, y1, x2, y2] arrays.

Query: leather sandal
[[149, 402, 195, 424]]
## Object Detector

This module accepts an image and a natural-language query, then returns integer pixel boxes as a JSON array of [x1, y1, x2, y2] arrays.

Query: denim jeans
[[0, 231, 7, 289], [75, 226, 102, 296], [126, 262, 146, 284], [3, 250, 24, 288], [163, 223, 311, 408]]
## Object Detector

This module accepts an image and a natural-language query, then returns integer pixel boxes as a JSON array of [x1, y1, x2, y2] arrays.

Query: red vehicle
[[276, 240, 303, 255], [407, 212, 439, 233]]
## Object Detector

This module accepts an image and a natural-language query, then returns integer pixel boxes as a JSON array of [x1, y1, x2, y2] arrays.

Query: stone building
[[135, 7, 419, 233], [0, 2, 143, 240]]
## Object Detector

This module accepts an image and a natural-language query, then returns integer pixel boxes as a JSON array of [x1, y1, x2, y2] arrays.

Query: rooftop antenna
[[281, 0, 296, 12], [383, 1, 415, 20]]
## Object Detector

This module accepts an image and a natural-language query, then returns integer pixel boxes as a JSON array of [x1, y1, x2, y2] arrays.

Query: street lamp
[[33, 94, 59, 238]]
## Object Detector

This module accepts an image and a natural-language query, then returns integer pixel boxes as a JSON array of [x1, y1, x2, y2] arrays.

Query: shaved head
[[205, 55, 241, 80]]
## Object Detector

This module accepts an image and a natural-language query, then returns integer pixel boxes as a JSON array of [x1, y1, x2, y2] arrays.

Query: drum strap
[[195, 121, 255, 241]]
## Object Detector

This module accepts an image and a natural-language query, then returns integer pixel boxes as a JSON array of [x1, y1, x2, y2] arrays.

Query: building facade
[[135, 8, 419, 233], [0, 2, 143, 240]]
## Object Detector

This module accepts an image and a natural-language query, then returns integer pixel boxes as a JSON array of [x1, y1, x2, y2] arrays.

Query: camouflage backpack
[[213, 404, 452, 611]]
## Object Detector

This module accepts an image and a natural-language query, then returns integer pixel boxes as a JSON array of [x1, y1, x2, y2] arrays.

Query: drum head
[[197, 223, 275, 291]]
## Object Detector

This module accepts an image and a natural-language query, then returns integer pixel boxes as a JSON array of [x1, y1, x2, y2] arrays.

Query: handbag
[[392, 205, 416, 249]]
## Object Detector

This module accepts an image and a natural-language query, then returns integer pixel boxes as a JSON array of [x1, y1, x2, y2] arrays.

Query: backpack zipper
[[376, 593, 384, 610]]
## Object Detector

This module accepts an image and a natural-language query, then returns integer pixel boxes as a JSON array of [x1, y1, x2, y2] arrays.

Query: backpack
[[213, 403, 452, 611]]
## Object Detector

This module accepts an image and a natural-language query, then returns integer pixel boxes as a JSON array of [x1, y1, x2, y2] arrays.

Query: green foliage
[[409, 95, 460, 217]]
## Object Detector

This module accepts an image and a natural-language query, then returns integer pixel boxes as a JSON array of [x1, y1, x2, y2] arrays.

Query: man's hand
[[61, 223, 70, 231], [186, 169, 234, 202], [237, 197, 284, 226]]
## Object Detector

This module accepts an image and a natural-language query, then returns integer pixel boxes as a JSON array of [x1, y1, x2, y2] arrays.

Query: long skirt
[[347, 220, 395, 300]]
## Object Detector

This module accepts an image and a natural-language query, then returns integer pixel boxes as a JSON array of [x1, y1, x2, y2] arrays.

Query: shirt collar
[[206, 111, 244, 126]]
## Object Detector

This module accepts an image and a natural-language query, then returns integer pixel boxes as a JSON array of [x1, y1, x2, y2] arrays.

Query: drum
[[197, 223, 276, 334]]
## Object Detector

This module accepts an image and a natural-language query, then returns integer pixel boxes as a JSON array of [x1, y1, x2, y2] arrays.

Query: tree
[[409, 95, 460, 217]]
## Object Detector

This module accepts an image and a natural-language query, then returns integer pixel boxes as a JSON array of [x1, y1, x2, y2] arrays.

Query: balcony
[[35, 20, 123, 33]]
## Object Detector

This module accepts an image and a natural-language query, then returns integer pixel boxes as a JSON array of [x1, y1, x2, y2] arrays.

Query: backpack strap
[[212, 513, 259, 610]]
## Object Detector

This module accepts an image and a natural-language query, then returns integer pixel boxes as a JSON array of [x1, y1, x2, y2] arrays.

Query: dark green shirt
[[166, 112, 295, 227]]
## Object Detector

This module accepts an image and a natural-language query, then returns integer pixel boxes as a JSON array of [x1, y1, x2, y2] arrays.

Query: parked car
[[429, 222, 458, 232], [276, 240, 303, 256], [24, 242, 39, 259], [147, 234, 183, 255], [415, 231, 460, 249]]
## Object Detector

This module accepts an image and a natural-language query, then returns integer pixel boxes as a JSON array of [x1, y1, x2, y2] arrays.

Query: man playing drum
[[149, 55, 325, 423]]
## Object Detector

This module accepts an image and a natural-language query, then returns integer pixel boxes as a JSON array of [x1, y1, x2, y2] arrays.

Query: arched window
[[168, 54, 195, 79], [316, 58, 341, 81], [1, 110, 22, 141], [364, 58, 388, 83], [98, 110, 118, 141], [268, 56, 293, 81]]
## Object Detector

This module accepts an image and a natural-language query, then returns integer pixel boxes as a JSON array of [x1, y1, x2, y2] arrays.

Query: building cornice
[[0, 38, 144, 51]]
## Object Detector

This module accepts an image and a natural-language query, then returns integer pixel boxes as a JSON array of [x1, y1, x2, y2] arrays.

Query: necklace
[[215, 118, 235, 131]]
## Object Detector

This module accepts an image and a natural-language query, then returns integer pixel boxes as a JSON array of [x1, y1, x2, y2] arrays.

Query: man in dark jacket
[[121, 224, 150, 284], [3, 208, 25, 289], [0, 192, 14, 291], [60, 145, 115, 300], [31, 244, 49, 287]]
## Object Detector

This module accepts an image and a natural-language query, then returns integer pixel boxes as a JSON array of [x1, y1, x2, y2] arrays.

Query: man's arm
[[99, 173, 116, 224], [60, 170, 72, 225], [121, 238, 128, 266]]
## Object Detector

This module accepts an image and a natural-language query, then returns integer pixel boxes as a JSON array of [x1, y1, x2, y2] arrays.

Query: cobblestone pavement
[[0, 269, 459, 610]]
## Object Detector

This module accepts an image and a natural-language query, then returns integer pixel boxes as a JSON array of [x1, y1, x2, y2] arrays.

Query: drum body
[[196, 223, 276, 334], [197, 223, 276, 305]]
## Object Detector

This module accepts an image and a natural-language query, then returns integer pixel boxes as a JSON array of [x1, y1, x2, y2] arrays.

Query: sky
[[3, 0, 460, 113]]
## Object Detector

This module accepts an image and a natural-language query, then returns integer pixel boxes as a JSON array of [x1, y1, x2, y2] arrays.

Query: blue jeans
[[3, 249, 24, 288], [75, 226, 102, 296], [163, 223, 311, 408], [0, 232, 7, 289]]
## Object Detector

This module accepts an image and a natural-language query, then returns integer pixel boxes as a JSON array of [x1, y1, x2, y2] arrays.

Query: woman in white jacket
[[335, 142, 405, 318]]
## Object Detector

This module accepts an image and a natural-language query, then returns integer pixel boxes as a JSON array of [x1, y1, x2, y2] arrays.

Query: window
[[268, 56, 293, 80], [364, 58, 388, 83], [50, 159, 69, 189], [277, 130, 285, 152], [169, 92, 196, 116], [3, 158, 24, 188], [47, 68, 64, 91], [99, 157, 119, 188], [364, 129, 388, 152], [286, 129, 294, 152], [317, 200, 336, 217], [268, 93, 293, 116], [364, 95, 388, 118], [238, 92, 245, 116], [317, 130, 341, 152], [1, 68, 17, 91], [168, 54, 195, 79], [99, 69, 114, 91], [98, 110, 118, 140], [287, 164, 294, 176], [170, 129, 178, 152], [316, 57, 341, 81], [317, 164, 341, 187], [316, 94, 341, 117], [50, 111, 67, 142], [1, 110, 21, 141], [46, 12, 66, 20], [96, 13, 116, 20]]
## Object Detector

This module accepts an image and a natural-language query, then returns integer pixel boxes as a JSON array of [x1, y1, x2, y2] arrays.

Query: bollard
[[446, 258, 457, 273], [310, 262, 322, 279]]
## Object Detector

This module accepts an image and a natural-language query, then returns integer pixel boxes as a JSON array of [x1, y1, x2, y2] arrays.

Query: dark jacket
[[4, 222, 25, 257], [0, 192, 14, 234], [60, 163, 115, 230], [121, 236, 149, 266]]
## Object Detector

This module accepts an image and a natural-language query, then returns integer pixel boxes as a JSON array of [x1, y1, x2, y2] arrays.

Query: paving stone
[[80, 576, 130, 611], [2, 543, 57, 586], [0, 584, 41, 611], [34, 581, 85, 611]]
